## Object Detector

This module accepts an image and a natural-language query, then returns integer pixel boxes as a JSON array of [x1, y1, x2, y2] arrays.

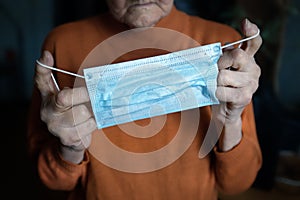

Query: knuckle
[[78, 105, 90, 118], [218, 70, 230, 86], [249, 79, 259, 91], [218, 52, 233, 68], [40, 109, 48, 122], [217, 71, 224, 84], [35, 79, 45, 91], [241, 89, 253, 105], [232, 48, 245, 61], [245, 95, 252, 105], [254, 64, 261, 77], [234, 88, 250, 105], [40, 100, 52, 122], [60, 138, 71, 147], [215, 87, 223, 100], [60, 131, 77, 147], [87, 118, 97, 130], [234, 90, 243, 103], [56, 90, 70, 107], [47, 121, 58, 135], [217, 55, 226, 67]]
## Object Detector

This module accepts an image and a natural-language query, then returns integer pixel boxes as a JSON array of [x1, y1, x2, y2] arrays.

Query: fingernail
[[44, 51, 52, 64], [245, 18, 250, 28], [244, 18, 249, 27], [44, 51, 50, 59]]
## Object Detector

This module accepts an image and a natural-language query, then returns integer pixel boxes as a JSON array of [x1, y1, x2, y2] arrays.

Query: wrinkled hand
[[214, 19, 262, 151], [216, 18, 262, 123], [35, 50, 96, 163]]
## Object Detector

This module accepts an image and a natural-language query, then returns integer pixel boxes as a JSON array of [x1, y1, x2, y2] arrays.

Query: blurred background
[[1, 0, 299, 199]]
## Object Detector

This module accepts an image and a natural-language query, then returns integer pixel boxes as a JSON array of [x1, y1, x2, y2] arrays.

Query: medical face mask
[[36, 30, 259, 129], [84, 42, 220, 129]]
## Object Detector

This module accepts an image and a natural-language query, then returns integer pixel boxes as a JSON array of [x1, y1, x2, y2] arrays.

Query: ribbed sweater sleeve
[[214, 102, 262, 194]]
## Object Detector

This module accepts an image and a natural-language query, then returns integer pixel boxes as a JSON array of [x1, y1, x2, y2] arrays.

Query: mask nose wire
[[221, 29, 260, 50]]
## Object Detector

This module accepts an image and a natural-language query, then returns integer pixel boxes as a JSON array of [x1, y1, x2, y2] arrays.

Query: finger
[[35, 51, 55, 96], [217, 70, 258, 89], [218, 48, 257, 72], [216, 86, 253, 106], [72, 104, 94, 125], [218, 49, 247, 71], [36, 51, 54, 74], [75, 118, 97, 138], [48, 118, 96, 147], [53, 104, 93, 126], [54, 87, 90, 112], [241, 18, 263, 57], [218, 50, 234, 70]]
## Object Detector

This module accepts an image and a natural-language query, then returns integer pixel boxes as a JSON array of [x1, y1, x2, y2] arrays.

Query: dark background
[[1, 0, 299, 199]]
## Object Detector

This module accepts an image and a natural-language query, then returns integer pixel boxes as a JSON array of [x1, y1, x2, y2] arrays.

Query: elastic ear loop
[[35, 60, 85, 91], [35, 29, 260, 91], [221, 29, 260, 49]]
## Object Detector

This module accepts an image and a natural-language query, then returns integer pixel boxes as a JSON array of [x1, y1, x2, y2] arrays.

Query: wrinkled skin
[[105, 0, 174, 27], [35, 52, 96, 163], [215, 19, 262, 151], [35, 1, 262, 163]]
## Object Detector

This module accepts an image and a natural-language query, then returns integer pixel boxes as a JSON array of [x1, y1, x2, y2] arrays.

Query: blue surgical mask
[[83, 42, 221, 129]]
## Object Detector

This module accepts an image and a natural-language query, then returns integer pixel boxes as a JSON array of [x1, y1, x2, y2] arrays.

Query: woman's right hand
[[35, 50, 96, 164]]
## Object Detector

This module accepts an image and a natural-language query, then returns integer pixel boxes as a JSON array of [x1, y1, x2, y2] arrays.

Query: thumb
[[35, 50, 56, 98], [241, 18, 263, 57]]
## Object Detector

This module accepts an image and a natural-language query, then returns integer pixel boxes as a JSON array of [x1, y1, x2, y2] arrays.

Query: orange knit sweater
[[27, 5, 262, 200]]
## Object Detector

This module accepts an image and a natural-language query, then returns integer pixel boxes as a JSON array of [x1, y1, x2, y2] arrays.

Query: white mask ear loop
[[221, 29, 260, 49], [50, 73, 60, 91], [35, 60, 85, 91]]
